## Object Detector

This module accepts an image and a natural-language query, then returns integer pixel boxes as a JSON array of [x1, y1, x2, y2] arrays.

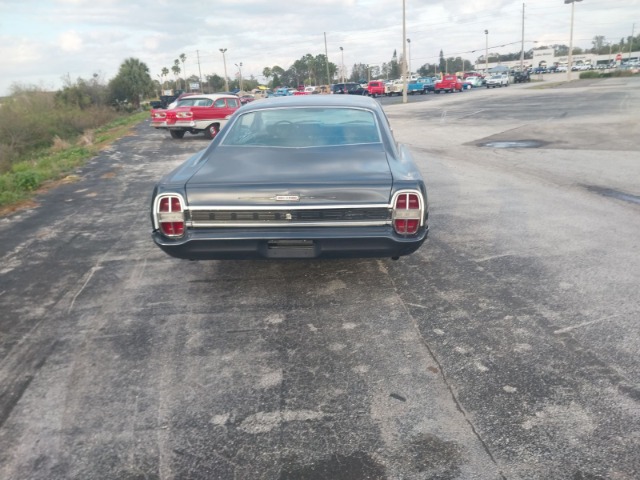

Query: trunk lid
[[185, 144, 393, 207]]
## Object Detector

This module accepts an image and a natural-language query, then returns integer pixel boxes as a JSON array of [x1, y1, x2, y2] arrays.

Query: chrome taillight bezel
[[391, 190, 424, 236], [153, 193, 187, 238]]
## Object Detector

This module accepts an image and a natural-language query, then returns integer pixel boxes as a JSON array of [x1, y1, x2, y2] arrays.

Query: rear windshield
[[221, 107, 382, 148], [176, 98, 213, 107]]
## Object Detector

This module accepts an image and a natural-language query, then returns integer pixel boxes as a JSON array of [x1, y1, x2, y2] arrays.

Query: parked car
[[402, 77, 434, 95], [332, 82, 368, 95], [150, 94, 241, 139], [434, 74, 463, 93], [240, 94, 256, 104], [367, 80, 388, 97], [388, 79, 406, 96], [463, 76, 484, 88], [150, 95, 429, 260], [274, 87, 295, 97], [513, 71, 531, 83], [416, 77, 436, 93], [485, 74, 509, 88]]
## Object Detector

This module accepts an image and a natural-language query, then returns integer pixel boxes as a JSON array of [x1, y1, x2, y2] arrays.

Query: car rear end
[[151, 98, 428, 260]]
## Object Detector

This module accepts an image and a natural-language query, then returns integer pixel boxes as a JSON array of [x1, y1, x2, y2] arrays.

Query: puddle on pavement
[[480, 140, 546, 148]]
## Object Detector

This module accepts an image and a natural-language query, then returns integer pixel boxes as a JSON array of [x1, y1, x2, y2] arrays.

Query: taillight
[[392, 192, 422, 235], [176, 112, 193, 119], [153, 112, 166, 119], [157, 195, 185, 237]]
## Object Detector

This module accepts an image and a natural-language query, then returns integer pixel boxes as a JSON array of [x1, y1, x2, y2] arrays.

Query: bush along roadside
[[0, 111, 148, 210], [579, 69, 636, 79]]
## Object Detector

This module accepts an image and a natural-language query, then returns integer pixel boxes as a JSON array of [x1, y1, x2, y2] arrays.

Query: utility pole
[[324, 33, 331, 87], [565, 0, 582, 82], [485, 30, 489, 74], [402, 0, 407, 104], [629, 23, 636, 62], [520, 3, 525, 72], [197, 50, 203, 92]]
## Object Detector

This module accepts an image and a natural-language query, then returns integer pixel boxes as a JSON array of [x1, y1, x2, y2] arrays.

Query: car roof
[[181, 94, 238, 100], [238, 94, 383, 112]]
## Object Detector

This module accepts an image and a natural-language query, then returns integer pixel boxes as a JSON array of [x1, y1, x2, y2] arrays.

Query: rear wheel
[[204, 123, 220, 140], [169, 130, 185, 139]]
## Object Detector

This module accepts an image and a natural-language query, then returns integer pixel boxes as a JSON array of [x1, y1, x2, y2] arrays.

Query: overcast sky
[[2, 0, 638, 95]]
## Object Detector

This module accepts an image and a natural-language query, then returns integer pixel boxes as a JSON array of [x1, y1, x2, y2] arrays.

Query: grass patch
[[529, 81, 568, 89], [0, 111, 148, 212]]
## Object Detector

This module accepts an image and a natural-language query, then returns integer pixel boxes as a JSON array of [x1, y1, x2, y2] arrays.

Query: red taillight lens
[[393, 192, 422, 235], [160, 222, 184, 236], [157, 195, 185, 237]]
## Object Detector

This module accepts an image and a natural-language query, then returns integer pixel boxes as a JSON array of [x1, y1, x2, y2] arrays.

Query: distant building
[[475, 47, 640, 73]]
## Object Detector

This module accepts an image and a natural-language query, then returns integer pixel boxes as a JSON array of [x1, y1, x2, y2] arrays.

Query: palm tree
[[161, 67, 169, 90], [179, 53, 187, 91], [172, 60, 181, 92], [108, 57, 154, 108]]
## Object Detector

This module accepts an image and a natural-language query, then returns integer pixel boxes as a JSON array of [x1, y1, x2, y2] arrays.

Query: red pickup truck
[[367, 80, 388, 97], [434, 75, 463, 94], [150, 93, 241, 139]]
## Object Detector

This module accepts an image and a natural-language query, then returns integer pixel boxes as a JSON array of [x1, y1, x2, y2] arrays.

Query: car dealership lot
[[1, 77, 639, 479]]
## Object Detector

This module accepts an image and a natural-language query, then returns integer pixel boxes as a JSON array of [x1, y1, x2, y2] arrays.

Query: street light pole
[[485, 30, 489, 73], [339, 46, 344, 84], [235, 62, 243, 92], [219, 48, 229, 92], [565, 0, 582, 82], [407, 38, 412, 75]]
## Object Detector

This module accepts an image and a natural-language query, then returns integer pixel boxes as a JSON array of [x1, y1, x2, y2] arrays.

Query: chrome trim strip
[[187, 220, 390, 228], [187, 203, 389, 211]]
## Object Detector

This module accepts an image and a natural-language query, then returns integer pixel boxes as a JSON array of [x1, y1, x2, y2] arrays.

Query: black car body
[[331, 83, 369, 95], [150, 95, 429, 260]]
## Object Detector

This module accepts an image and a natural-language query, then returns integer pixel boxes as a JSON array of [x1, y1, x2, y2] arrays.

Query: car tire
[[203, 123, 220, 140], [169, 130, 185, 139]]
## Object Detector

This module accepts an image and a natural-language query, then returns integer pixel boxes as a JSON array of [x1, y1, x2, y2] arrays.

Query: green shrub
[[0, 108, 147, 209], [579, 71, 601, 79], [13, 170, 43, 191]]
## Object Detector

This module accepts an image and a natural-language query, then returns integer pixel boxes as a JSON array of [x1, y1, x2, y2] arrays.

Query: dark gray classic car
[[150, 95, 429, 260]]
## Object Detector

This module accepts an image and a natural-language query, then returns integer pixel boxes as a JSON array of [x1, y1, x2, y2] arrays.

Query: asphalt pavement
[[0, 76, 639, 479]]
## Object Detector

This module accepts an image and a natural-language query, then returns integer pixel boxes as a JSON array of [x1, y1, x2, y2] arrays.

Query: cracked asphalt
[[1, 76, 639, 479]]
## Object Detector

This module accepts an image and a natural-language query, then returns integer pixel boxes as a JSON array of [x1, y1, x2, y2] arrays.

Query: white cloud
[[58, 30, 83, 52], [0, 0, 637, 96]]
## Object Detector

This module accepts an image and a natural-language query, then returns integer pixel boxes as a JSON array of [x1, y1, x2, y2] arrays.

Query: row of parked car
[[330, 72, 514, 97], [148, 72, 516, 141]]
